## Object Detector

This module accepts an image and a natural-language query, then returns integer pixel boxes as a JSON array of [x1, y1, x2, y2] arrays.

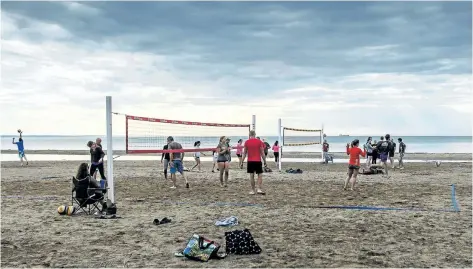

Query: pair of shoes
[[153, 217, 172, 225]]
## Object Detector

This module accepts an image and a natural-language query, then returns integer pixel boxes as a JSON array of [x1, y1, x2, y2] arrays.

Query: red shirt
[[346, 146, 366, 166], [244, 138, 264, 162]]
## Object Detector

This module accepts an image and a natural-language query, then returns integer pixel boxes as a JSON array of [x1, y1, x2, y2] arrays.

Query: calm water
[[1, 135, 472, 153]]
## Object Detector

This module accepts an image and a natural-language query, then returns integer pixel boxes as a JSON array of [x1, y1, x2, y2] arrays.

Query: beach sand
[[1, 157, 472, 267]]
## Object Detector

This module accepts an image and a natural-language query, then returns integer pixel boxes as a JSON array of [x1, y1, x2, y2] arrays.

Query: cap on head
[[249, 130, 256, 137], [167, 136, 174, 143]]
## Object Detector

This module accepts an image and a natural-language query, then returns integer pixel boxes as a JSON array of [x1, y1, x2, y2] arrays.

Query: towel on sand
[[215, 216, 239, 227]]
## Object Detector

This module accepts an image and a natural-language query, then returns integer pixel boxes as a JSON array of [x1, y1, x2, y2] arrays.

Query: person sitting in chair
[[73, 163, 107, 211]]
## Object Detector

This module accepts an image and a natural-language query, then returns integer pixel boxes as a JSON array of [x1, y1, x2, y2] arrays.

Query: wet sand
[[1, 159, 472, 268]]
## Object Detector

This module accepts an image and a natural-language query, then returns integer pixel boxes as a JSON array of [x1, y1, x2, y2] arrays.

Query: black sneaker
[[186, 183, 189, 188]]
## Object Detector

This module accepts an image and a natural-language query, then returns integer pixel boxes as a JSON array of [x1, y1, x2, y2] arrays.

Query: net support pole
[[278, 118, 282, 171], [252, 115, 256, 131], [321, 123, 324, 161], [106, 96, 115, 204]]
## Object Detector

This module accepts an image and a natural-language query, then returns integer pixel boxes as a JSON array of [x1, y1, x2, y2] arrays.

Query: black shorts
[[236, 154, 242, 157], [247, 161, 263, 174], [367, 152, 373, 157], [348, 165, 360, 170], [274, 152, 279, 157], [389, 151, 395, 157]]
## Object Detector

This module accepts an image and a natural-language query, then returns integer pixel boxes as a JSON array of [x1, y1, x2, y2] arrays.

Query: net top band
[[283, 127, 322, 132], [126, 115, 251, 128]]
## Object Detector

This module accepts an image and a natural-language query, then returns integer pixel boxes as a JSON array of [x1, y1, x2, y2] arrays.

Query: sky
[[1, 1, 472, 137]]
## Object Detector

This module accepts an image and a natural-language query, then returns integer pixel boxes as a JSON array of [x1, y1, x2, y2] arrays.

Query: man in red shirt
[[242, 130, 266, 195]]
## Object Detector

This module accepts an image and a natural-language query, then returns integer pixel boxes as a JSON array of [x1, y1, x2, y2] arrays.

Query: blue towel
[[215, 216, 239, 227]]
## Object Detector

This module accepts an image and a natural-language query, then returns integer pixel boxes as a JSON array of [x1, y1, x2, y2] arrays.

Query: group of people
[[343, 134, 407, 191], [159, 131, 271, 195]]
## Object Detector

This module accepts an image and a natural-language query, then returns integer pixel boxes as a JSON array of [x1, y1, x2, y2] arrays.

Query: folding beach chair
[[71, 176, 106, 215]]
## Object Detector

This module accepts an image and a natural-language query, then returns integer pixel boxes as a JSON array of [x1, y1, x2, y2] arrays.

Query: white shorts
[[213, 155, 218, 162]]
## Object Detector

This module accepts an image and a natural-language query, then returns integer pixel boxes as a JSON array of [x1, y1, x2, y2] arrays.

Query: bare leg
[[383, 161, 389, 177], [23, 155, 29, 165], [218, 163, 225, 186], [256, 173, 263, 192], [249, 173, 256, 194], [181, 172, 188, 187], [344, 169, 353, 190], [171, 173, 177, 188], [224, 162, 229, 186], [212, 161, 216, 172], [390, 157, 395, 169], [351, 170, 359, 190]]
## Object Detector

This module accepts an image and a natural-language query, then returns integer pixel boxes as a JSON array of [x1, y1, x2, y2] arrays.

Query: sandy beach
[[1, 153, 471, 268]]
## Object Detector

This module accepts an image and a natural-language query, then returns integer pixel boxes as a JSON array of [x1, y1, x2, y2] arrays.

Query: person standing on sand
[[216, 136, 231, 187], [344, 139, 366, 191], [190, 141, 206, 172], [236, 139, 244, 169], [89, 141, 107, 180], [12, 130, 28, 166], [161, 141, 171, 180], [398, 138, 406, 169], [242, 130, 266, 195], [272, 141, 280, 164], [372, 139, 378, 164], [364, 137, 373, 167], [322, 139, 332, 164], [376, 134, 392, 178], [389, 138, 397, 169], [168, 136, 189, 189]]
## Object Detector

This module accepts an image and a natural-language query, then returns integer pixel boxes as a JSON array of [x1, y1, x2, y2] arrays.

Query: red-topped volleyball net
[[125, 115, 253, 154], [277, 118, 324, 171]]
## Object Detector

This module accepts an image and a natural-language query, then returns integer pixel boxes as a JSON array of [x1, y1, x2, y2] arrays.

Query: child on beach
[[344, 139, 366, 191]]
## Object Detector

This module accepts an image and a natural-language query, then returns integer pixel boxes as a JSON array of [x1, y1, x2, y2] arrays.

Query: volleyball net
[[278, 118, 324, 171], [125, 115, 252, 154]]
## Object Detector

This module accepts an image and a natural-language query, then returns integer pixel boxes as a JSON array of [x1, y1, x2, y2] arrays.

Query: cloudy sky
[[1, 1, 471, 136]]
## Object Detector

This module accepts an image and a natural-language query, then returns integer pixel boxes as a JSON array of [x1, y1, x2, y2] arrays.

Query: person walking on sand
[[190, 141, 206, 172], [216, 136, 231, 187], [242, 130, 267, 195], [236, 139, 244, 169], [168, 136, 189, 189], [322, 139, 333, 164], [161, 140, 171, 180], [376, 134, 392, 178], [272, 141, 280, 164], [12, 130, 28, 166], [397, 138, 406, 169], [344, 139, 366, 191]]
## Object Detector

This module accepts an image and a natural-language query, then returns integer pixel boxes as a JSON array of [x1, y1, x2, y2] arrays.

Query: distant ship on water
[[339, 134, 349, 137]]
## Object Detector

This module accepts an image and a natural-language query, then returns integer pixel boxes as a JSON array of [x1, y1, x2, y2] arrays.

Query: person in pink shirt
[[236, 139, 244, 169], [272, 141, 280, 164]]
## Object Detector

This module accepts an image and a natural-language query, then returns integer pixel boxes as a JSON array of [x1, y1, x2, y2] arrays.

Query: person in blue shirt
[[12, 131, 28, 166]]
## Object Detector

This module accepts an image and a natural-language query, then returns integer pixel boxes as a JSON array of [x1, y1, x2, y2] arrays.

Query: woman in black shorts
[[216, 136, 230, 187]]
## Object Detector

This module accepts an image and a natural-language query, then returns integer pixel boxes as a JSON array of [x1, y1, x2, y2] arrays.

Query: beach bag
[[225, 229, 262, 255], [182, 234, 223, 262]]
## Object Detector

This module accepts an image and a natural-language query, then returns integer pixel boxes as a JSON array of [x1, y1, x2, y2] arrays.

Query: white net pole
[[321, 123, 324, 161], [106, 96, 115, 203], [278, 118, 282, 171]]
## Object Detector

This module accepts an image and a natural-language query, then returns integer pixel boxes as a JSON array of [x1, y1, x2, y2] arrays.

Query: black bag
[[225, 229, 262, 255]]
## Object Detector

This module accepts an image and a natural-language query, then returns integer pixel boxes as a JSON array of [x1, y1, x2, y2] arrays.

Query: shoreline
[[1, 149, 471, 161]]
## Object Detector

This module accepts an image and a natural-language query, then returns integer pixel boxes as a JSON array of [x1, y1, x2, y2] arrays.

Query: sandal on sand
[[160, 217, 172, 224], [257, 190, 266, 195], [249, 191, 255, 195], [153, 218, 161, 225]]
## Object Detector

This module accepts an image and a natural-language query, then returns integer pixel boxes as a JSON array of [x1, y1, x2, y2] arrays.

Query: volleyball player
[[168, 136, 189, 189], [161, 141, 171, 180], [272, 141, 280, 164], [364, 137, 373, 167], [376, 134, 392, 178], [344, 139, 366, 191], [236, 139, 244, 169], [242, 130, 266, 195], [190, 141, 205, 172], [12, 130, 28, 166], [216, 136, 230, 187]]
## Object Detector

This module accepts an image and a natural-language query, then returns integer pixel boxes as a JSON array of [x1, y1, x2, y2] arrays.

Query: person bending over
[[242, 130, 266, 195], [216, 136, 231, 187], [344, 139, 366, 191]]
